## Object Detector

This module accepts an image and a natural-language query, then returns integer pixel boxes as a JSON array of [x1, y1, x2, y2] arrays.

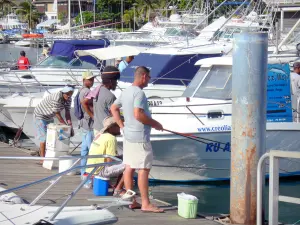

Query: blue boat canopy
[[120, 53, 222, 85], [50, 39, 110, 65]]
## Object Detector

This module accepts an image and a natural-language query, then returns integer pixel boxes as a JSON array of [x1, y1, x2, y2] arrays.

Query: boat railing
[[0, 68, 192, 90], [257, 150, 300, 225], [0, 154, 122, 221]]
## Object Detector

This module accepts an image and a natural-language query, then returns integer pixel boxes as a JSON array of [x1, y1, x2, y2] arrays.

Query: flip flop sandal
[[113, 189, 126, 198]]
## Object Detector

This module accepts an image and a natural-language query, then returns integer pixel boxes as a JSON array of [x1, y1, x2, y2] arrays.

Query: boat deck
[[0, 142, 221, 225]]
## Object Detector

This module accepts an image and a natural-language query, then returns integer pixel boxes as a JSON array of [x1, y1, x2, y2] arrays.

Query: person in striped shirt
[[34, 86, 74, 160]]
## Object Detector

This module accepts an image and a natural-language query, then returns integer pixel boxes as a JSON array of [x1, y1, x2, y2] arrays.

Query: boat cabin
[[37, 39, 110, 69], [184, 56, 298, 123]]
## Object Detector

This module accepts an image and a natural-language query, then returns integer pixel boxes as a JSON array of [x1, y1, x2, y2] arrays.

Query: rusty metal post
[[230, 32, 268, 224]]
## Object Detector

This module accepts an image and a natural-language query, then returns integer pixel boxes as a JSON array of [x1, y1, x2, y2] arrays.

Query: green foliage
[[0, 0, 15, 16], [16, 0, 42, 29], [178, 0, 193, 10], [58, 11, 66, 22]]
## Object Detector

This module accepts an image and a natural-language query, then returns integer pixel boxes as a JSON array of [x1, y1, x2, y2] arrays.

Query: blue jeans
[[81, 129, 94, 176]]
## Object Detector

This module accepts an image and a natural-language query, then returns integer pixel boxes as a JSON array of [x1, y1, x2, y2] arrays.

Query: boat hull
[[149, 129, 300, 182], [8, 108, 300, 182]]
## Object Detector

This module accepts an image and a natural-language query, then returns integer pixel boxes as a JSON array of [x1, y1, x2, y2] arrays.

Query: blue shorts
[[34, 117, 53, 142]]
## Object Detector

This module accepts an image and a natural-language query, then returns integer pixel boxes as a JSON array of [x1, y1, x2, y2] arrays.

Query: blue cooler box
[[93, 176, 110, 196]]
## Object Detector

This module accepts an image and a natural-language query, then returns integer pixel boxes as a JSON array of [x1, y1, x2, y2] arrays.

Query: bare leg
[[115, 175, 124, 191], [40, 142, 46, 157], [124, 165, 135, 191], [124, 165, 140, 208], [138, 168, 164, 212], [138, 168, 150, 207]]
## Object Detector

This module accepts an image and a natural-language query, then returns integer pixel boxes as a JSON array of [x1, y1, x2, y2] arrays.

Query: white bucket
[[59, 156, 77, 175]]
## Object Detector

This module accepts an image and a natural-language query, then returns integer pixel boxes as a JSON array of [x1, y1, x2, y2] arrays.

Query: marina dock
[[0, 142, 221, 225]]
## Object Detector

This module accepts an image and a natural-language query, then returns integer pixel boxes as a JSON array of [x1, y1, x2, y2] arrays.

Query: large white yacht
[[0, 13, 28, 30]]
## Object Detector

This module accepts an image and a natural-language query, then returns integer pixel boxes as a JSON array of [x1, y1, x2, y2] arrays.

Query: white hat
[[100, 116, 118, 134]]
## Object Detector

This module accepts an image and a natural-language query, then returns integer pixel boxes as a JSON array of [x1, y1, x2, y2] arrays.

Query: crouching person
[[85, 116, 125, 197]]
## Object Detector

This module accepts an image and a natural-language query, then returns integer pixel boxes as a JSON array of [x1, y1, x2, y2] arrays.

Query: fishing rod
[[163, 128, 228, 146]]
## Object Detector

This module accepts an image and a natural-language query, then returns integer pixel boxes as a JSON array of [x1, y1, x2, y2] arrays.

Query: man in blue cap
[[34, 86, 75, 160]]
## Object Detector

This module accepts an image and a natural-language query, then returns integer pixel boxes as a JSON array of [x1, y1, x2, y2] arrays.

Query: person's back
[[93, 86, 116, 131], [17, 51, 30, 70], [18, 56, 30, 70], [118, 60, 128, 72], [118, 85, 151, 142], [118, 56, 134, 72]]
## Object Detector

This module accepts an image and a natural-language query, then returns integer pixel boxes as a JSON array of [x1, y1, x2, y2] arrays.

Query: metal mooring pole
[[230, 32, 268, 224]]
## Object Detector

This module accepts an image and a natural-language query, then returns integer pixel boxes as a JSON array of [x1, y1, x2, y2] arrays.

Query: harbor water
[[150, 181, 300, 224], [0, 44, 42, 65], [2, 45, 300, 224]]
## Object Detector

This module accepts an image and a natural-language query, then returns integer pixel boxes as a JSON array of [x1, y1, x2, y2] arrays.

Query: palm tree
[[16, 0, 41, 30], [0, 0, 15, 17]]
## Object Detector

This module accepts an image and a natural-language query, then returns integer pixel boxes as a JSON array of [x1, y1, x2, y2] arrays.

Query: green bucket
[[177, 193, 198, 219]]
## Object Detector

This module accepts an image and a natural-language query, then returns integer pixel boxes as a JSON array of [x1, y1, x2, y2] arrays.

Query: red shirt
[[17, 56, 30, 70]]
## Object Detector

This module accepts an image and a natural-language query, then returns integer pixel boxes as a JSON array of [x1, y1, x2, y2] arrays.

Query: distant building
[[33, 0, 93, 20], [265, 0, 300, 33]]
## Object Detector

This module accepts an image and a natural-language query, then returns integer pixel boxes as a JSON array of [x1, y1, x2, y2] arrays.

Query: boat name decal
[[197, 125, 231, 133], [148, 100, 162, 107], [206, 142, 231, 152]]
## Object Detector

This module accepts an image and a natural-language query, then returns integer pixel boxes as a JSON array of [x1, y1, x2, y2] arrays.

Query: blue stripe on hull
[[147, 171, 300, 184]]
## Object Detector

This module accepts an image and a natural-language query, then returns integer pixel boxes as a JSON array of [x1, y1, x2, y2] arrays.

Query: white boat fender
[[0, 187, 24, 204]]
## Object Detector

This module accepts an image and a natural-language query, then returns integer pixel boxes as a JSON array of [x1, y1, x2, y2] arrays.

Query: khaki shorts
[[123, 139, 153, 169]]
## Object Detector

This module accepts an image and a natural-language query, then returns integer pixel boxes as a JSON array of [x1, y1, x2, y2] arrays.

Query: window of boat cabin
[[39, 56, 70, 68], [183, 65, 232, 100], [69, 58, 98, 69], [220, 27, 241, 39], [38, 56, 97, 69], [182, 67, 209, 97]]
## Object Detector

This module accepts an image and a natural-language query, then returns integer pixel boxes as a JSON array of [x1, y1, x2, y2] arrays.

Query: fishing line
[[164, 128, 228, 145]]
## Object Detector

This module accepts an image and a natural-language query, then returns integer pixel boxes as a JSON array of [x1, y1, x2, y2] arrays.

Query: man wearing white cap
[[34, 85, 75, 161], [79, 71, 95, 176]]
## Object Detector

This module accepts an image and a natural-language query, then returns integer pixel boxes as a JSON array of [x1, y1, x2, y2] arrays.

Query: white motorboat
[[14, 40, 31, 47], [0, 13, 28, 30], [146, 55, 300, 182], [3, 55, 300, 183]]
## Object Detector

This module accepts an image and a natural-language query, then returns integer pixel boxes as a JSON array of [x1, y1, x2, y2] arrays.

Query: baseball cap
[[82, 71, 95, 80]]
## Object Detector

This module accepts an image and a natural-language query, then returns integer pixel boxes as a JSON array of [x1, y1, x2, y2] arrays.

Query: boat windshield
[[218, 27, 261, 39], [183, 65, 232, 100], [38, 56, 98, 69]]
